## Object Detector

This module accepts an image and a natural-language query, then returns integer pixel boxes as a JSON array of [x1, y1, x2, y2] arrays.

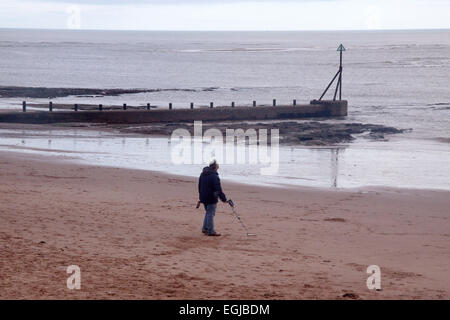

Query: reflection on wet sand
[[331, 148, 341, 188]]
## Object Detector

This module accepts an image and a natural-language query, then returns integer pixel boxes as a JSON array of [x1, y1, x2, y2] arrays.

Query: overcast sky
[[1, 0, 449, 31]]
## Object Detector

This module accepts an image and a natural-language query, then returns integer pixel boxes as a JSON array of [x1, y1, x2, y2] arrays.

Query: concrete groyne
[[0, 100, 347, 124]]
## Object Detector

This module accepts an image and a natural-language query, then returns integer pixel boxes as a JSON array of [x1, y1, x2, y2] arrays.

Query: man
[[198, 160, 227, 236]]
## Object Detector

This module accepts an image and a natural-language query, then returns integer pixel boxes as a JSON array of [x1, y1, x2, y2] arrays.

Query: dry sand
[[0, 151, 449, 299]]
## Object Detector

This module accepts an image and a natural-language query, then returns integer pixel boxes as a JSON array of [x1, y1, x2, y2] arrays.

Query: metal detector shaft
[[228, 199, 256, 236]]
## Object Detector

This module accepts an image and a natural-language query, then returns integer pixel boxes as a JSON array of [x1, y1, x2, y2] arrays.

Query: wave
[[176, 47, 321, 53]]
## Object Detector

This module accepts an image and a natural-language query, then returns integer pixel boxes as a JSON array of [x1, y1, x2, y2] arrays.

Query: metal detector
[[228, 199, 256, 237]]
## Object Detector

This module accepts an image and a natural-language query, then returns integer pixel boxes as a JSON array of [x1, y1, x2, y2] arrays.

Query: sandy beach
[[0, 151, 448, 299]]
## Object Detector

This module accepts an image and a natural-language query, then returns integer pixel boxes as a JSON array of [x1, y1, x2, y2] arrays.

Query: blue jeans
[[202, 203, 217, 235]]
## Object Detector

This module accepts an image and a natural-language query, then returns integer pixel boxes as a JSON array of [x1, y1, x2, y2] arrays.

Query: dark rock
[[0, 86, 196, 99], [116, 121, 407, 146]]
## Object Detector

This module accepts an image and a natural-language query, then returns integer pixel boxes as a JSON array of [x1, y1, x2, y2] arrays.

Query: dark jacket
[[198, 166, 227, 205]]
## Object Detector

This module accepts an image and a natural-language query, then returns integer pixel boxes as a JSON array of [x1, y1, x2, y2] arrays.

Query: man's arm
[[198, 173, 202, 201], [214, 176, 227, 202]]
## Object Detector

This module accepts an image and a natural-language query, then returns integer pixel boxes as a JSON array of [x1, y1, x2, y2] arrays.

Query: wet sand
[[0, 151, 449, 299]]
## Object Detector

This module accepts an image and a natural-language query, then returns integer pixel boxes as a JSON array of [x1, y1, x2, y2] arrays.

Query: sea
[[0, 29, 449, 190]]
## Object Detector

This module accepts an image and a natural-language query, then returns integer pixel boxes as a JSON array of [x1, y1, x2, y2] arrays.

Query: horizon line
[[2, 27, 450, 32]]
